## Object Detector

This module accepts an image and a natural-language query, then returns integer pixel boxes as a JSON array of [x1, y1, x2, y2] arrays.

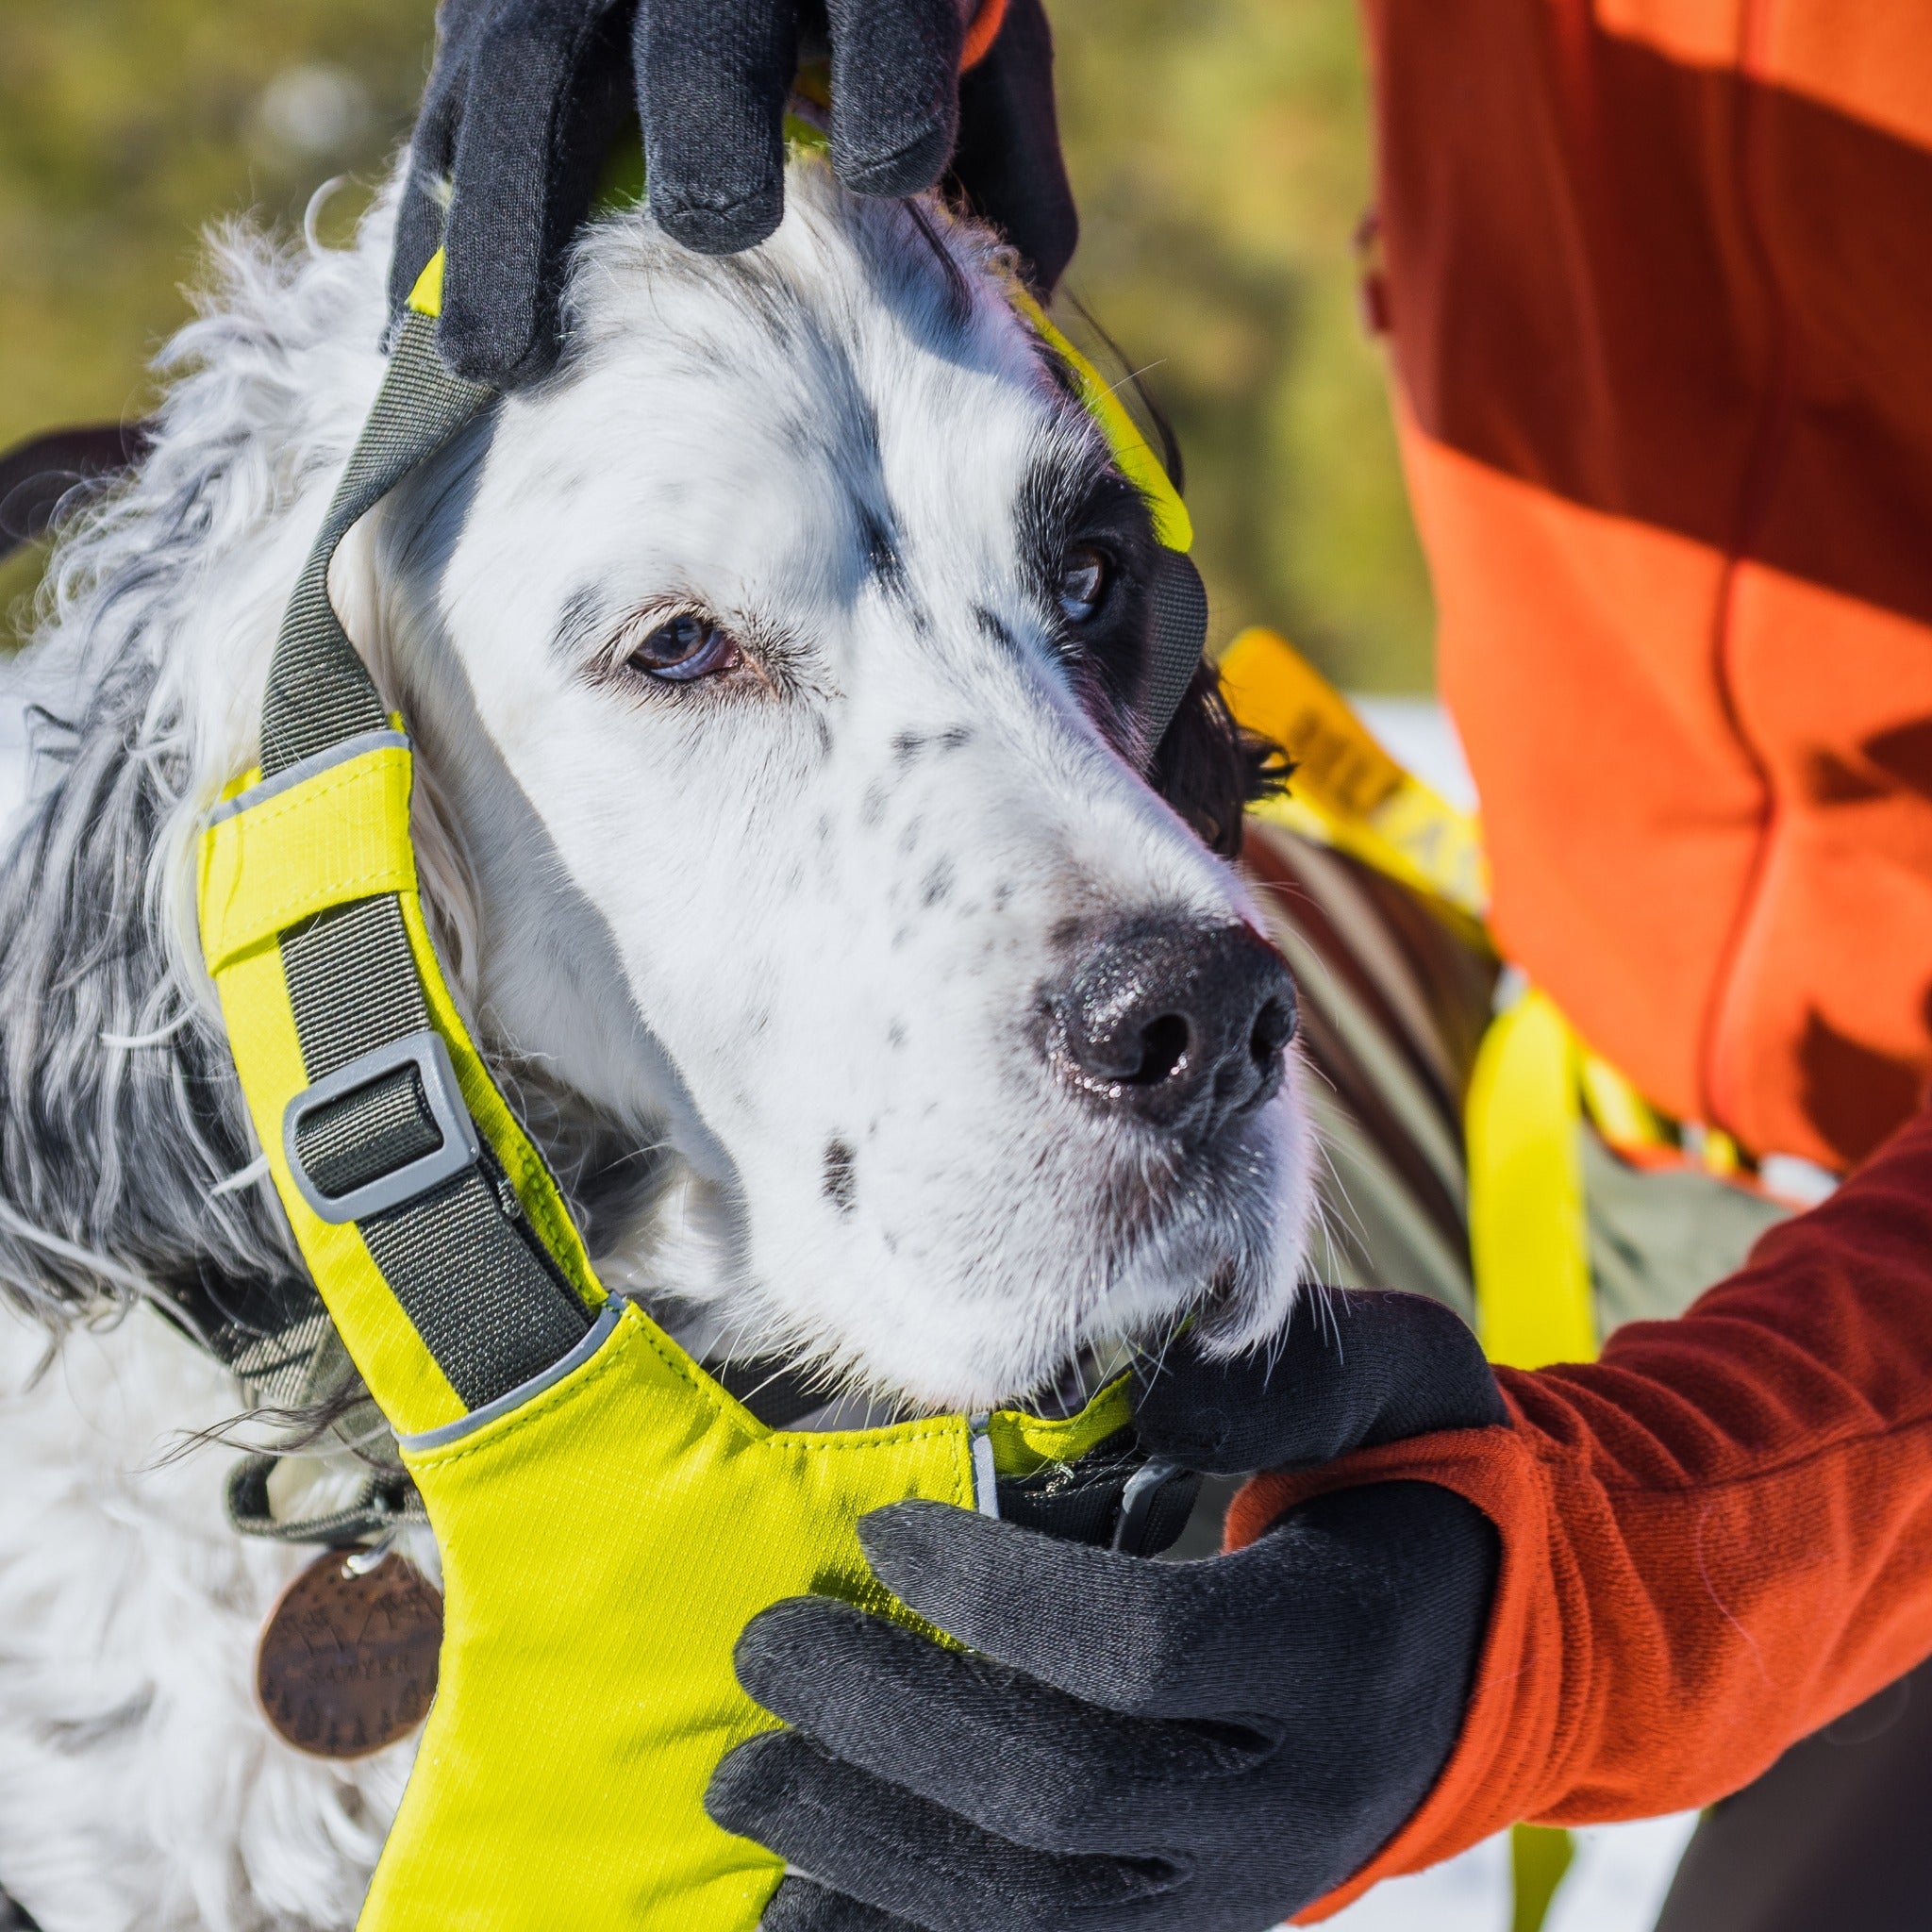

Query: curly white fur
[[0, 158, 1310, 1928]]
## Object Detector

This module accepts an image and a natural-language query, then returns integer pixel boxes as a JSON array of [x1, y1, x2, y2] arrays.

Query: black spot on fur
[[858, 505, 906, 595], [921, 859, 955, 907], [822, 1139, 858, 1216], [974, 607, 1018, 654], [552, 586, 604, 662]]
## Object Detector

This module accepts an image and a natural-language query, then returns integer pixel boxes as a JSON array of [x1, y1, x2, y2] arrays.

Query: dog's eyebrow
[[1021, 454, 1155, 561], [551, 585, 607, 662]]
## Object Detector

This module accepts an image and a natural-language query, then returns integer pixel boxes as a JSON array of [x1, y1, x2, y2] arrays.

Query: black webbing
[[1144, 547, 1209, 757], [260, 310, 593, 1412]]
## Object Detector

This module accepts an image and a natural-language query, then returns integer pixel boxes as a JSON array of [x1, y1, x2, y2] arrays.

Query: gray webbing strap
[[258, 312, 593, 1414], [226, 1452, 427, 1549], [260, 318, 490, 776]]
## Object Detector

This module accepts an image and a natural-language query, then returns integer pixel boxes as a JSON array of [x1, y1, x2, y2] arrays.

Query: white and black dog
[[0, 156, 1310, 1930]]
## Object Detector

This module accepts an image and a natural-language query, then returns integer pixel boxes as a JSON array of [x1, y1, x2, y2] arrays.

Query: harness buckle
[[283, 1029, 481, 1225]]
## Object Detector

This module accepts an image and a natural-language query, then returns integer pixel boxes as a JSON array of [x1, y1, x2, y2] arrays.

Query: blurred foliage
[[1052, 0, 1432, 690], [0, 0, 430, 621], [0, 0, 1433, 688]]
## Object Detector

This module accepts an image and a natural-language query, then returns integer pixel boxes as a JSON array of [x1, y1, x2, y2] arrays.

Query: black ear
[[1148, 658, 1290, 859]]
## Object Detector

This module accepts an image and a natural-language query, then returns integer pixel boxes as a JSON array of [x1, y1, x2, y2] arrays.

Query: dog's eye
[[1058, 546, 1111, 625], [627, 613, 738, 683]]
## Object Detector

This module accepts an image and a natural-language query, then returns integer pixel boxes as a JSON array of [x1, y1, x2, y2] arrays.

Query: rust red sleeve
[[1225, 1102, 1932, 1922]]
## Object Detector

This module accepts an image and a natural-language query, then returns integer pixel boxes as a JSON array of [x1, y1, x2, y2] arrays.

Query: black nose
[[1051, 918, 1299, 1140]]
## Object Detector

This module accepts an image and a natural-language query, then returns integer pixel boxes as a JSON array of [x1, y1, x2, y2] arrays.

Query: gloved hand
[[391, 0, 1077, 389], [707, 1290, 1510, 1932]]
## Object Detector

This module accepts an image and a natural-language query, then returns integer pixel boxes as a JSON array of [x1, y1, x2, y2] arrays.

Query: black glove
[[707, 1291, 1509, 1932], [391, 0, 1077, 389]]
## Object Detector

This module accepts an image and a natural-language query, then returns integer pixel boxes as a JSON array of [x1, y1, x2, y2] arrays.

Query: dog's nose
[[1053, 918, 1298, 1139]]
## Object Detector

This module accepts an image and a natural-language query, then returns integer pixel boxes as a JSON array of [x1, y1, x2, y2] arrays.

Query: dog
[[0, 152, 1310, 1929]]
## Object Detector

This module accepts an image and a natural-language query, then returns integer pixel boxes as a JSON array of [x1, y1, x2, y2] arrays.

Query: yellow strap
[[1577, 1048, 1673, 1155], [1008, 286, 1194, 554], [1221, 625, 1490, 928], [200, 743, 417, 974], [201, 741, 607, 1435], [1466, 987, 1597, 1370], [408, 250, 444, 321], [1509, 1823, 1576, 1932]]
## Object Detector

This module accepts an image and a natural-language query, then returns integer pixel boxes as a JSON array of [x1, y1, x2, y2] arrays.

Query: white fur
[[0, 157, 1310, 1926]]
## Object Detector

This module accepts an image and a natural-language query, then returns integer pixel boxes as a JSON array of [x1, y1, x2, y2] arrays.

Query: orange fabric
[[1227, 1101, 1932, 1921], [959, 0, 1008, 71], [1363, 0, 1932, 1169]]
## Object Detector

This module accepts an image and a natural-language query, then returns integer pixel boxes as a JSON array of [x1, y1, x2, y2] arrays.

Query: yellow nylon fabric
[[200, 750, 468, 1434], [1221, 626, 1488, 929], [384, 1299, 976, 1930], [200, 736, 1136, 1928], [408, 250, 444, 320], [1008, 286, 1195, 555], [1465, 990, 1597, 1370], [200, 746, 416, 975]]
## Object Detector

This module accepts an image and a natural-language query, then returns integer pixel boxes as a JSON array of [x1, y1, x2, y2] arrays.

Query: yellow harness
[[198, 217, 1206, 1928]]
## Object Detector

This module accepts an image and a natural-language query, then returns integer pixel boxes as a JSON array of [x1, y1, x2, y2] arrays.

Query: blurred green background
[[0, 0, 1433, 689]]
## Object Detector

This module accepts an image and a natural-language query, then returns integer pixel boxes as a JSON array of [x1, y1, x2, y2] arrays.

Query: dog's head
[[0, 157, 1308, 1413], [354, 161, 1309, 1407]]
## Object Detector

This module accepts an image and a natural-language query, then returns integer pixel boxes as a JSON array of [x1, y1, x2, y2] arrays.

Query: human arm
[[1241, 1099, 1932, 1918]]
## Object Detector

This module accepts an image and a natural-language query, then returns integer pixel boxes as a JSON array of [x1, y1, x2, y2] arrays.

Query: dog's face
[[382, 171, 1309, 1408]]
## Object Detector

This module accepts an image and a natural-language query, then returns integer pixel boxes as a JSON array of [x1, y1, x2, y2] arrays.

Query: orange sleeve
[[960, 0, 1008, 69], [1225, 1101, 1932, 1923]]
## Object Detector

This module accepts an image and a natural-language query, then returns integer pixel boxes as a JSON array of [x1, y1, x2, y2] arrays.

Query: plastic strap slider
[[284, 1029, 480, 1225]]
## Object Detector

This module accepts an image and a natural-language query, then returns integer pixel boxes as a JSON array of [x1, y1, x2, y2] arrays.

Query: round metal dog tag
[[256, 1551, 442, 1759]]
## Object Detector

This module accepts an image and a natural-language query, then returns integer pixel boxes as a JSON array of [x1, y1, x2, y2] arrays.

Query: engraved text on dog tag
[[256, 1551, 442, 1758]]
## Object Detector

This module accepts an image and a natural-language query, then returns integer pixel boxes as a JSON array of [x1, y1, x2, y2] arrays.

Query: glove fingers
[[763, 1877, 921, 1932], [736, 1597, 1275, 1853], [708, 1730, 1181, 1932], [440, 0, 635, 386], [388, 17, 478, 323], [857, 1502, 1239, 1715], [822, 0, 964, 198], [636, 0, 795, 253], [948, 0, 1075, 293], [1133, 1289, 1507, 1475]]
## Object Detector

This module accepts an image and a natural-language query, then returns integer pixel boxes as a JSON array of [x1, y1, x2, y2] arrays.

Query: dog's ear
[[0, 655, 298, 1333], [1148, 659, 1291, 859]]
